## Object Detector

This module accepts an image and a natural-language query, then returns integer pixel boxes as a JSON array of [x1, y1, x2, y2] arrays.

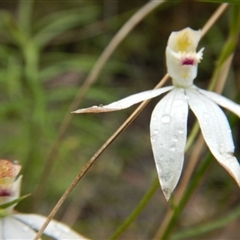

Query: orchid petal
[[186, 87, 240, 186], [14, 213, 89, 239], [73, 86, 173, 113], [198, 88, 240, 118], [0, 216, 38, 239], [150, 88, 188, 201]]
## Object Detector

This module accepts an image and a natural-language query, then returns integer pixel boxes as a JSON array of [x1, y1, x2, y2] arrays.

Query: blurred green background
[[0, 1, 240, 239]]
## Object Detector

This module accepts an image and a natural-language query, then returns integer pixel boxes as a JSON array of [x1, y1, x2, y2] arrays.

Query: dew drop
[[172, 135, 178, 142], [156, 155, 164, 164], [170, 145, 176, 152], [22, 226, 30, 232], [161, 114, 171, 123], [161, 172, 173, 182], [204, 113, 209, 118], [177, 127, 184, 134], [153, 129, 159, 134], [173, 99, 185, 107], [152, 116, 157, 121], [156, 162, 163, 173], [151, 135, 157, 143]]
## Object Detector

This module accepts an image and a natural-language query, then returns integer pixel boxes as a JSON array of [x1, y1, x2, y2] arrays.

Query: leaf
[[33, 6, 99, 47], [0, 194, 30, 210]]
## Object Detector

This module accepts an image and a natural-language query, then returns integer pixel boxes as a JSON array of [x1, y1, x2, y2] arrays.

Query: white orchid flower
[[73, 27, 240, 201], [0, 159, 88, 239]]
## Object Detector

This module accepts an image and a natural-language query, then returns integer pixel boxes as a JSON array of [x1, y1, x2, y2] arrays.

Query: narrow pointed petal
[[150, 88, 188, 201], [186, 87, 240, 186], [198, 88, 240, 118], [73, 86, 173, 113], [14, 213, 89, 239]]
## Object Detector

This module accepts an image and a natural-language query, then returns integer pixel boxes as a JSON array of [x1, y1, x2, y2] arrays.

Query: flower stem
[[109, 177, 160, 240], [171, 204, 240, 239], [159, 153, 212, 240]]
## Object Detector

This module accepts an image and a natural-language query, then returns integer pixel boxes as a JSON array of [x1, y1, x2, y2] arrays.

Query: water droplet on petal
[[170, 145, 176, 152], [156, 162, 163, 173], [161, 172, 173, 182], [153, 129, 159, 134], [152, 116, 157, 121], [151, 135, 157, 143], [177, 127, 184, 134], [22, 226, 30, 232], [204, 113, 209, 118], [156, 155, 164, 163], [173, 99, 185, 107], [161, 114, 171, 123], [172, 135, 178, 142]]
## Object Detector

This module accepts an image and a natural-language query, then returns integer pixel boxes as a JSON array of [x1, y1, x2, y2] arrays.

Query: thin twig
[[201, 3, 228, 38], [33, 0, 165, 208]]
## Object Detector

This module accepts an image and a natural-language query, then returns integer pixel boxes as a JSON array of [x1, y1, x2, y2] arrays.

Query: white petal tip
[[72, 106, 120, 114], [163, 188, 172, 201]]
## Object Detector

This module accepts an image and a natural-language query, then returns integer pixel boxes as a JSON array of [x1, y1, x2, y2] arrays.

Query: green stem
[[209, 4, 240, 90], [161, 154, 212, 239], [109, 178, 159, 240], [20, 39, 46, 212], [18, 0, 34, 34], [171, 205, 240, 239]]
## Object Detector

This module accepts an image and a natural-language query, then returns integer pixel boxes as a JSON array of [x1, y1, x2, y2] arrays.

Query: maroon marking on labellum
[[182, 58, 194, 65], [0, 189, 11, 196]]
